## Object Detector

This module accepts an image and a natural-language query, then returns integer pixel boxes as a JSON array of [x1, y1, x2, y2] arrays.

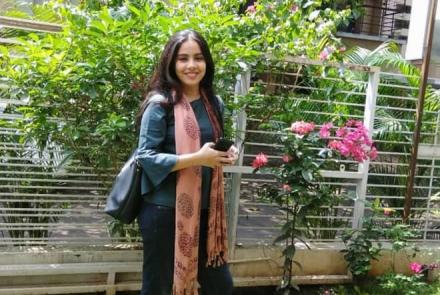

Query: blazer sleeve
[[217, 95, 225, 118], [135, 98, 178, 194], [217, 96, 229, 134]]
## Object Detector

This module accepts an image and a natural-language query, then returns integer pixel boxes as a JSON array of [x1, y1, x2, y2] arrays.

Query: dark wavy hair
[[136, 29, 221, 130]]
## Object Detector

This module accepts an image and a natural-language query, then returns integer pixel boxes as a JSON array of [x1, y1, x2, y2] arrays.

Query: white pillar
[[352, 70, 380, 229]]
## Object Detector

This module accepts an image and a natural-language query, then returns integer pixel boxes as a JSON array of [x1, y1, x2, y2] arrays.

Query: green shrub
[[0, 0, 352, 172]]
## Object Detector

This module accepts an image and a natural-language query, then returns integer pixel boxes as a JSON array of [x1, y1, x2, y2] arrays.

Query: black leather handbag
[[105, 151, 142, 224]]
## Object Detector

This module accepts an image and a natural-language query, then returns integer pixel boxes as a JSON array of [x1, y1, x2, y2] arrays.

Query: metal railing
[[2, 15, 440, 256], [2, 61, 440, 254]]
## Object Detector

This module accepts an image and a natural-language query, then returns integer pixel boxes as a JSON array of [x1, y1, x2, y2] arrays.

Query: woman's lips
[[185, 72, 199, 78]]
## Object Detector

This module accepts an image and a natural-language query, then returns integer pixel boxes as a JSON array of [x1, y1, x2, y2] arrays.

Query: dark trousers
[[138, 203, 233, 295]]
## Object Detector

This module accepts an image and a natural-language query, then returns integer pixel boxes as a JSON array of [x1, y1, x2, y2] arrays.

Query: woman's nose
[[187, 58, 196, 68]]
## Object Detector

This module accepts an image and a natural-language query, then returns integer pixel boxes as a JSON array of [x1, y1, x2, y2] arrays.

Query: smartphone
[[213, 138, 234, 152]]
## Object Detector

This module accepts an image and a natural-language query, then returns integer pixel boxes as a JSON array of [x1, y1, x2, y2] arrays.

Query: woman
[[135, 29, 236, 295]]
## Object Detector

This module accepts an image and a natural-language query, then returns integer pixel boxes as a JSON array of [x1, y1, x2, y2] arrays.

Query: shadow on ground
[[111, 285, 332, 294], [85, 287, 278, 295], [78, 285, 345, 294]]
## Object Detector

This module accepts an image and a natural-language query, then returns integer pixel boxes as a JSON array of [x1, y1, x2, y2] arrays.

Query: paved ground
[[75, 285, 335, 294], [76, 287, 277, 295]]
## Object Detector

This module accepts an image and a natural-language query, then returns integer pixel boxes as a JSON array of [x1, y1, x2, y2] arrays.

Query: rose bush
[[253, 119, 376, 292]]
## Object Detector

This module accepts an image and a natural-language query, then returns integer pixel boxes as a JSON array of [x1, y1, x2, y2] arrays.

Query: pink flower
[[246, 5, 256, 14], [252, 152, 268, 169], [383, 208, 393, 216], [290, 4, 299, 13], [369, 147, 378, 160], [336, 127, 347, 137], [319, 49, 329, 61], [319, 122, 333, 138], [338, 144, 350, 157], [328, 140, 341, 150], [282, 154, 293, 163], [327, 121, 375, 162], [339, 46, 346, 52], [282, 184, 291, 192], [410, 262, 423, 274], [345, 119, 362, 127], [291, 121, 315, 135], [319, 47, 334, 61]]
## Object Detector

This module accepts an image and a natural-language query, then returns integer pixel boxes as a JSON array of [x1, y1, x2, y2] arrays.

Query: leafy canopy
[[0, 0, 352, 170]]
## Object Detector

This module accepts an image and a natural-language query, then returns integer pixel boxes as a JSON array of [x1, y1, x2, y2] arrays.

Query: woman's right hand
[[197, 142, 233, 168]]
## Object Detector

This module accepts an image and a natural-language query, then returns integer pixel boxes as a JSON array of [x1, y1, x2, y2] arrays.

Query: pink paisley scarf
[[173, 92, 228, 295]]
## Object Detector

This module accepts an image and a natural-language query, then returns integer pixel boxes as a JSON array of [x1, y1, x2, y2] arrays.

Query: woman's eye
[[196, 56, 204, 61]]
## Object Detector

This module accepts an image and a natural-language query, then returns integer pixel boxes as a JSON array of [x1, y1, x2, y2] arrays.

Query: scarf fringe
[[206, 252, 227, 267], [173, 281, 199, 295]]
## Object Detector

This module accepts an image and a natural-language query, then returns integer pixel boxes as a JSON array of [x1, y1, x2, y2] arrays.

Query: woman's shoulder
[[148, 92, 168, 104], [141, 93, 170, 121], [144, 92, 170, 111]]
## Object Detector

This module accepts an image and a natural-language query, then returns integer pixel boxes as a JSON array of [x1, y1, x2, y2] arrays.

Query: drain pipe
[[404, 0, 438, 223]]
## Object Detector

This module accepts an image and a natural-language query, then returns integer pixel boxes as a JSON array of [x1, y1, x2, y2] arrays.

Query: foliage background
[[2, 1, 440, 289], [0, 0, 352, 172]]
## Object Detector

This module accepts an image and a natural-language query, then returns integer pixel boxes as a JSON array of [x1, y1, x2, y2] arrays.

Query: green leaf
[[127, 4, 141, 16], [90, 20, 107, 34], [295, 236, 310, 249], [292, 260, 303, 271], [274, 232, 290, 244], [87, 88, 98, 99], [308, 10, 320, 21], [283, 244, 296, 259], [301, 170, 313, 182], [303, 1, 315, 8]]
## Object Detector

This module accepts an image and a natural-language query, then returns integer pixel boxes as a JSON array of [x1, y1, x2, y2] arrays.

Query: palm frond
[[369, 41, 400, 57], [373, 108, 411, 142], [425, 87, 440, 112], [371, 52, 420, 87], [1, 1, 64, 23], [344, 41, 420, 87], [344, 46, 370, 65], [31, 4, 63, 24]]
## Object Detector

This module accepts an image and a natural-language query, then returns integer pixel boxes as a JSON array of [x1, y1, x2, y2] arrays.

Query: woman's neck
[[182, 86, 200, 102]]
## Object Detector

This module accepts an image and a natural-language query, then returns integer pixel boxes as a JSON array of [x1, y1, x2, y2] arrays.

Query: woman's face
[[175, 39, 206, 91]]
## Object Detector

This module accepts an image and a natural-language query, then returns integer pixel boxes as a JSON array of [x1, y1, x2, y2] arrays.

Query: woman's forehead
[[178, 39, 202, 55]]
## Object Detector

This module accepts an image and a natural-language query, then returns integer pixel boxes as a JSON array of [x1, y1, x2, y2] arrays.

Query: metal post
[[423, 112, 440, 240], [227, 70, 250, 258], [404, 0, 438, 223], [352, 70, 380, 229]]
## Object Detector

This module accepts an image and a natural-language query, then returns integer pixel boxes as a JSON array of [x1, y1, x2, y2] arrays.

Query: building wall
[[429, 2, 440, 81]]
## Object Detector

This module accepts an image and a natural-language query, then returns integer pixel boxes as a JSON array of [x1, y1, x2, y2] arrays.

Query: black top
[[135, 94, 224, 209]]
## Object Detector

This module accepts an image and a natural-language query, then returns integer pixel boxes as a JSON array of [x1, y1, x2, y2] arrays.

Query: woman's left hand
[[225, 145, 239, 165]]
